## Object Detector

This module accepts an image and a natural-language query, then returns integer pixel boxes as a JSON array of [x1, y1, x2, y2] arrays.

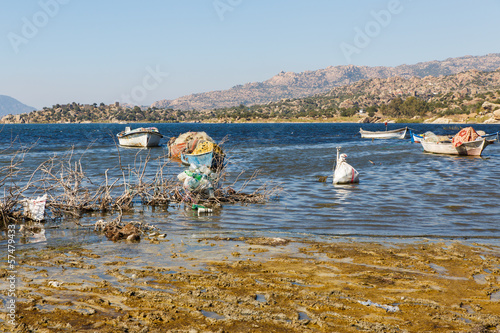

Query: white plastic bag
[[23, 194, 47, 221], [333, 149, 359, 184]]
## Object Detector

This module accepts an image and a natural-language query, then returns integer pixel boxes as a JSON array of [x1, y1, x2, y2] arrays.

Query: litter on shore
[[94, 218, 159, 242]]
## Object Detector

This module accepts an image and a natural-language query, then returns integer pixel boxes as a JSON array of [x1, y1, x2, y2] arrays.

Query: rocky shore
[[2, 236, 499, 332]]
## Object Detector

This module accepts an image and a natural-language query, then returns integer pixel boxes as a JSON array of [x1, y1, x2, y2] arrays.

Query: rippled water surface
[[2, 122, 500, 245]]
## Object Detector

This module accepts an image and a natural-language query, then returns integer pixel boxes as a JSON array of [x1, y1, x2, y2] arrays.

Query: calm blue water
[[1, 122, 500, 244]]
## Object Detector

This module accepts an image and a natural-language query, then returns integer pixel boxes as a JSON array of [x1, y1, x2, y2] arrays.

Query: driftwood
[[0, 139, 282, 228], [0, 139, 34, 228]]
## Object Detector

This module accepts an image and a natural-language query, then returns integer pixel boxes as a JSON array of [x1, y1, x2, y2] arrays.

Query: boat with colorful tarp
[[420, 127, 491, 156], [167, 131, 214, 159]]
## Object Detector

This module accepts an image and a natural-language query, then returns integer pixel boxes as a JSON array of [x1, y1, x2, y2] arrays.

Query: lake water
[[1, 122, 500, 246]]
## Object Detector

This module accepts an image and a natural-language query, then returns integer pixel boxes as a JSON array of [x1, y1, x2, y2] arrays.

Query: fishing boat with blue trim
[[410, 130, 424, 143]]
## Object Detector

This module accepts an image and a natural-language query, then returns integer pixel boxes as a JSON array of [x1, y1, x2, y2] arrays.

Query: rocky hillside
[[326, 68, 500, 106], [4, 68, 500, 125], [151, 53, 500, 111], [0, 95, 36, 117], [190, 68, 500, 124]]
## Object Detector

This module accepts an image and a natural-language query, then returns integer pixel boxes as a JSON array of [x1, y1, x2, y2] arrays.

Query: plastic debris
[[178, 164, 216, 195], [197, 207, 212, 215], [192, 204, 213, 215], [333, 147, 359, 184], [48, 281, 63, 288], [22, 194, 47, 221], [358, 300, 399, 312]]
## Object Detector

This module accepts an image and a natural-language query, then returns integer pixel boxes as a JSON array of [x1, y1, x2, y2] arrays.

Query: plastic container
[[199, 165, 211, 175], [189, 164, 200, 173], [185, 171, 202, 181], [177, 171, 188, 181], [197, 207, 213, 215]]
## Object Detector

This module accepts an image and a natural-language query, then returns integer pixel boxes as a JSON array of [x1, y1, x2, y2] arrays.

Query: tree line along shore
[[3, 69, 500, 125], [3, 96, 500, 125]]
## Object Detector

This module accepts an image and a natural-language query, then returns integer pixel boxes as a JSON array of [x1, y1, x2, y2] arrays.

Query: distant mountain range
[[151, 53, 500, 111], [0, 95, 36, 117]]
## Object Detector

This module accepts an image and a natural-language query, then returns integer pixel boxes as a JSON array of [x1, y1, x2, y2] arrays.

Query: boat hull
[[360, 127, 408, 139], [412, 134, 423, 143], [420, 139, 488, 156], [118, 132, 162, 147], [410, 130, 423, 143]]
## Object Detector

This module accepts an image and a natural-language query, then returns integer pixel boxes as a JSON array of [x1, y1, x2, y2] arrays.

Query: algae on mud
[[1, 236, 500, 332]]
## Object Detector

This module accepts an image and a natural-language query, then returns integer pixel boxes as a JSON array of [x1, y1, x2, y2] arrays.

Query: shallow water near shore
[[3, 235, 500, 332], [1, 122, 500, 246], [2, 122, 500, 332]]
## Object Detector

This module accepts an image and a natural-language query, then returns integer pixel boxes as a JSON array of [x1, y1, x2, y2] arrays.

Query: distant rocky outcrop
[[213, 68, 500, 124], [151, 53, 500, 111], [325, 68, 500, 103], [0, 95, 36, 117]]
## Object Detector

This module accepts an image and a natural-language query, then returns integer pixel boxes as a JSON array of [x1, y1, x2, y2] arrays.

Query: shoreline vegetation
[[2, 102, 499, 126], [2, 69, 500, 125]]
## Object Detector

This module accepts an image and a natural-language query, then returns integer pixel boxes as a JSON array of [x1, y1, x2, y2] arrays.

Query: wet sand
[[2, 236, 500, 332]]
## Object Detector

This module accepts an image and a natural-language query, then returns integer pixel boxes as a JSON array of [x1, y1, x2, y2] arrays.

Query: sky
[[1, 0, 499, 109]]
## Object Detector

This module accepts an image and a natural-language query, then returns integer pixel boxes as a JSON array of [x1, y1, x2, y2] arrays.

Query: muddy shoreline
[[2, 236, 500, 332]]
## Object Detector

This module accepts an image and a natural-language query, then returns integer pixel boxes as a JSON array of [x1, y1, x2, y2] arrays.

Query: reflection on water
[[19, 223, 46, 244]]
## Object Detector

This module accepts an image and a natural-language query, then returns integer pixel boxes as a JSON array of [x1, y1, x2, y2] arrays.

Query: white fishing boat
[[117, 127, 163, 147], [420, 138, 489, 156], [359, 127, 408, 139]]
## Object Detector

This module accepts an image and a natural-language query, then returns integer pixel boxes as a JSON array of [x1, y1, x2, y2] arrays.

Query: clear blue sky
[[1, 0, 499, 109]]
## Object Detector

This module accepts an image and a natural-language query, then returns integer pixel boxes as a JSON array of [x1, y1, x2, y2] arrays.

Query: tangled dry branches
[[0, 142, 33, 228], [0, 141, 282, 228]]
